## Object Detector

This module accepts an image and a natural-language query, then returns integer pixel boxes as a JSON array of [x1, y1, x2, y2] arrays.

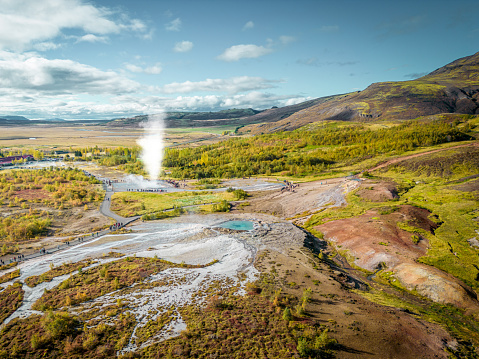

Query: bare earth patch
[[316, 205, 479, 309], [355, 181, 399, 202], [237, 177, 360, 220]]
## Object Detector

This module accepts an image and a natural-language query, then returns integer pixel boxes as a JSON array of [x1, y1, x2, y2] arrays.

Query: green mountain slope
[[242, 51, 479, 134]]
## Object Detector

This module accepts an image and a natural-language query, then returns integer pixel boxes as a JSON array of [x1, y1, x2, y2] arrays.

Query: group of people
[[0, 254, 25, 265], [126, 188, 165, 192], [109, 222, 124, 231], [280, 180, 299, 193], [165, 179, 186, 188]]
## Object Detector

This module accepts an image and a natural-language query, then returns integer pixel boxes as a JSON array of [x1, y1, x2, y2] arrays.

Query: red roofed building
[[0, 155, 34, 166]]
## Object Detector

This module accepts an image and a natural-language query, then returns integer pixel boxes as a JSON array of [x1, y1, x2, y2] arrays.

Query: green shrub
[[282, 307, 292, 322]]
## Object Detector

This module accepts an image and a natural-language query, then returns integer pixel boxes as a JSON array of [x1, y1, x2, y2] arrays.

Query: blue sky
[[0, 0, 478, 120]]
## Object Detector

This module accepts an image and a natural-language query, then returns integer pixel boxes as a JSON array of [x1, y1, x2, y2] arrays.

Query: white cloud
[[77, 34, 108, 43], [125, 63, 143, 73], [0, 89, 305, 120], [123, 19, 147, 33], [141, 29, 155, 40], [114, 92, 298, 112], [125, 62, 162, 75], [159, 76, 280, 94], [144, 64, 162, 75], [173, 41, 193, 53], [165, 18, 181, 31], [217, 44, 273, 62], [33, 42, 61, 51], [0, 51, 140, 95], [279, 35, 296, 45], [219, 92, 294, 109], [284, 97, 311, 106], [242, 21, 254, 31], [0, 0, 148, 51]]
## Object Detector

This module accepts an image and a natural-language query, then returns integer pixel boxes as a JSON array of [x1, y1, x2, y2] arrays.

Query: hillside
[[241, 51, 479, 134], [105, 96, 338, 129], [107, 108, 263, 129]]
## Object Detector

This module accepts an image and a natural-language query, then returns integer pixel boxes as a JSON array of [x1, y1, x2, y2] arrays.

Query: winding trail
[[100, 188, 140, 224]]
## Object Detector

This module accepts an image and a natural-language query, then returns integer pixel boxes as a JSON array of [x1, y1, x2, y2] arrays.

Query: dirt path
[[366, 142, 478, 172]]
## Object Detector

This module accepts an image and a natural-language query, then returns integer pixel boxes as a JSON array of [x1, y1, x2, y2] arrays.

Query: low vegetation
[[33, 256, 219, 311], [75, 117, 474, 181], [162, 119, 471, 179], [140, 279, 337, 359], [0, 283, 24, 323], [0, 269, 20, 284], [111, 190, 238, 217], [381, 147, 479, 291], [356, 288, 479, 347], [25, 259, 95, 287], [0, 167, 103, 246], [0, 310, 136, 358]]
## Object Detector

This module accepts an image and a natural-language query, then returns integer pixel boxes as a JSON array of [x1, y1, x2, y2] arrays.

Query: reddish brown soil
[[14, 189, 51, 201], [355, 181, 398, 202], [315, 204, 478, 309], [316, 206, 432, 271]]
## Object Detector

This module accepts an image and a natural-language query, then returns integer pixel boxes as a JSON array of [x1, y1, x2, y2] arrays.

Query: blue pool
[[217, 220, 254, 231]]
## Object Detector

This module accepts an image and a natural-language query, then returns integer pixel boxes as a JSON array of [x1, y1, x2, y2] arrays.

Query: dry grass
[[0, 125, 228, 150]]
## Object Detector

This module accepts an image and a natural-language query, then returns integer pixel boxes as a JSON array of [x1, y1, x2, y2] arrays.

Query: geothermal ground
[[0, 160, 477, 358]]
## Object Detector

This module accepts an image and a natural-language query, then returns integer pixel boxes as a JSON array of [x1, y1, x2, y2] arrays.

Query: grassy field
[[110, 190, 236, 217], [0, 125, 230, 151]]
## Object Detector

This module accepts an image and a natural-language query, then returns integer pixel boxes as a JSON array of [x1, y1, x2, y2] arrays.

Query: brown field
[[0, 124, 228, 150]]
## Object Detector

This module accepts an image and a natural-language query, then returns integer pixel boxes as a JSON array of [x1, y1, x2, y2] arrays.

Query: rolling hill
[[106, 97, 340, 129], [241, 51, 479, 134]]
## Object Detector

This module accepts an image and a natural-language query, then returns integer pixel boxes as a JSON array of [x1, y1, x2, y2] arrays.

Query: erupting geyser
[[137, 113, 165, 183]]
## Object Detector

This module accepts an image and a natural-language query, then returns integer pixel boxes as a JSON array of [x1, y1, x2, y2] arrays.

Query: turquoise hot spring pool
[[217, 220, 254, 231]]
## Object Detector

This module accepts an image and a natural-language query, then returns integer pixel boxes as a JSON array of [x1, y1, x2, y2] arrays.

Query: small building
[[0, 155, 34, 166]]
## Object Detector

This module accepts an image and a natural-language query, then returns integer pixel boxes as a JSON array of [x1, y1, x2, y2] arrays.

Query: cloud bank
[[0, 0, 148, 51], [159, 76, 280, 94]]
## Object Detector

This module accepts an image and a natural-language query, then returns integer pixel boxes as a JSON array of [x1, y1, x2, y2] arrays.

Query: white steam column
[[137, 113, 165, 183]]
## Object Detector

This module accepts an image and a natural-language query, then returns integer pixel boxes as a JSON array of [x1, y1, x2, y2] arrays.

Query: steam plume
[[137, 113, 165, 182]]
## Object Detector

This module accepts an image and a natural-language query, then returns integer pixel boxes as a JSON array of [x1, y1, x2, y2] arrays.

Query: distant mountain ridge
[[107, 108, 261, 128], [106, 95, 346, 129], [241, 51, 479, 134], [0, 115, 30, 122]]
